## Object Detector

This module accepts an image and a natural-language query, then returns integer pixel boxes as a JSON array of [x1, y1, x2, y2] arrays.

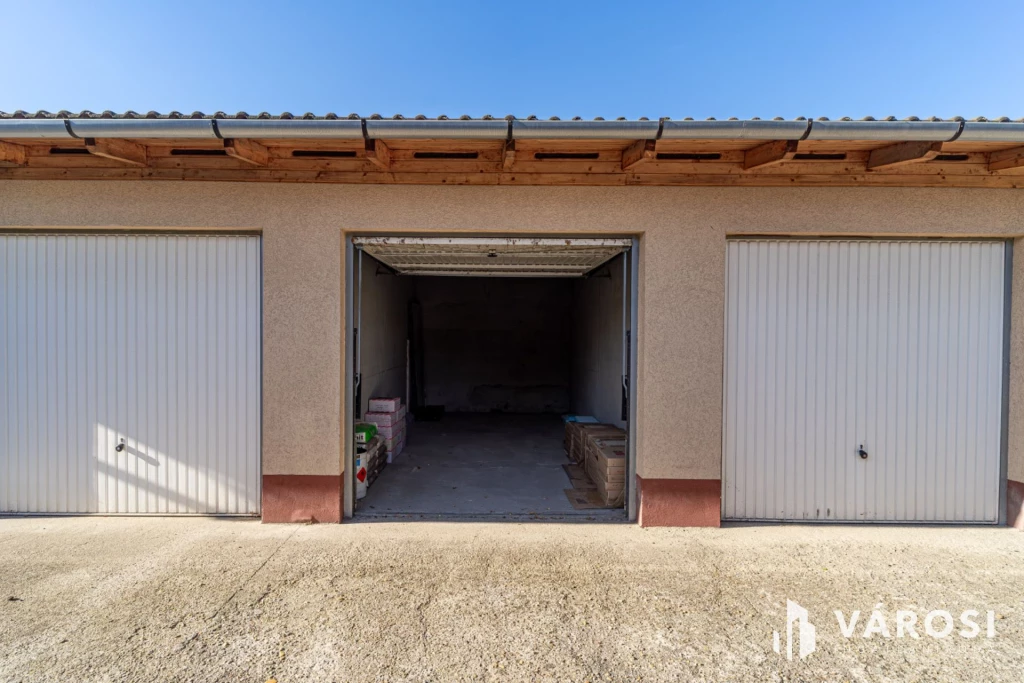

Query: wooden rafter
[[989, 146, 1024, 173], [502, 140, 516, 171], [867, 141, 943, 170], [224, 138, 269, 166], [622, 139, 656, 171], [743, 140, 799, 170], [3, 135, 1024, 188], [3, 166, 1024, 188], [364, 139, 391, 170], [0, 140, 27, 166], [85, 138, 148, 166]]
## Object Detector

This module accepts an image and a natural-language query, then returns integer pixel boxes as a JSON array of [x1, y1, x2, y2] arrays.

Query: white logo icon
[[774, 600, 817, 660]]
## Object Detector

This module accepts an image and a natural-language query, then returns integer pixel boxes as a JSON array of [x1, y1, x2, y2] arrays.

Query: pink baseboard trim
[[637, 476, 721, 528], [1008, 480, 1024, 530], [262, 475, 342, 524]]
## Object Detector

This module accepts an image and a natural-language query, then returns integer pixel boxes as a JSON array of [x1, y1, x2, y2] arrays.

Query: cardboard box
[[386, 437, 405, 464], [586, 437, 626, 465], [365, 411, 404, 428], [384, 427, 405, 451], [581, 429, 626, 507], [363, 437, 386, 487], [585, 443, 626, 482], [371, 421, 404, 439], [568, 424, 625, 464], [368, 397, 402, 413]]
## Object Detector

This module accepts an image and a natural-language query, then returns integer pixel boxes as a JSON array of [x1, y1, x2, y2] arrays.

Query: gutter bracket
[[798, 119, 812, 141]]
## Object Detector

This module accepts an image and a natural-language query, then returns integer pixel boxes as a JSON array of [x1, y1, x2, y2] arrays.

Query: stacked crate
[[566, 422, 624, 466], [365, 397, 407, 463], [364, 436, 386, 487], [583, 430, 626, 505]]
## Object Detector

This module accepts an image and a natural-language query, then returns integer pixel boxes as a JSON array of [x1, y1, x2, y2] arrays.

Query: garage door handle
[[857, 445, 868, 460]]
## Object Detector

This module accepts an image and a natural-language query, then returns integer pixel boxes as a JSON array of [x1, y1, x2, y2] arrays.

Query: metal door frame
[[343, 233, 640, 520]]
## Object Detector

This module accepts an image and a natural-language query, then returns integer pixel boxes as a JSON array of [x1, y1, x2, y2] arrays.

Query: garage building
[[1, 112, 1023, 529]]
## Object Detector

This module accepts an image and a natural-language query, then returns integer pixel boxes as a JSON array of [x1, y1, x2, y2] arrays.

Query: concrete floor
[[1, 518, 1022, 682], [358, 413, 625, 519]]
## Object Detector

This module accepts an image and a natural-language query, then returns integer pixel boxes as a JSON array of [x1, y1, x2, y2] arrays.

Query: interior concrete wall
[[3, 182, 1024, 483], [358, 254, 412, 416], [414, 276, 572, 413], [571, 254, 626, 428]]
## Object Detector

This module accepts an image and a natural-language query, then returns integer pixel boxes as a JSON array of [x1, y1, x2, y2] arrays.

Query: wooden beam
[[0, 140, 27, 166], [867, 141, 943, 170], [989, 146, 1024, 173], [743, 140, 799, 170], [622, 139, 656, 171], [224, 138, 269, 166], [364, 139, 391, 170], [85, 138, 148, 167], [502, 140, 516, 171], [4, 166, 1024, 188]]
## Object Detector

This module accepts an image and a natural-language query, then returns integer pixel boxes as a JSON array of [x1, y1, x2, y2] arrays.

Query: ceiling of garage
[[354, 237, 631, 277]]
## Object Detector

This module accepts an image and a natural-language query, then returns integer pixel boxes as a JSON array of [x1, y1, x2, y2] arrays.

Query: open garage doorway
[[344, 236, 638, 521]]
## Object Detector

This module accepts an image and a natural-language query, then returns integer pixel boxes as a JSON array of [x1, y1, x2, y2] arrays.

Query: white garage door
[[1, 234, 261, 514], [723, 239, 1006, 523]]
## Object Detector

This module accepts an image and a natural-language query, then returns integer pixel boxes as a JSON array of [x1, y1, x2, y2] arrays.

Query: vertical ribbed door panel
[[723, 239, 1004, 523], [0, 234, 261, 514]]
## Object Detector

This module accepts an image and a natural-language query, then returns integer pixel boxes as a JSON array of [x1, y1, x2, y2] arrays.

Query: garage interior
[[350, 237, 634, 518]]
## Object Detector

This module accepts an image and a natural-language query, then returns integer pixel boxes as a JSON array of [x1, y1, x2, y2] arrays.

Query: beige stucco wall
[[2, 181, 1023, 485]]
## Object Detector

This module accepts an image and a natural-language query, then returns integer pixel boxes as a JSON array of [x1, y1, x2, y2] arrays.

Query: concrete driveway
[[0, 517, 1021, 682]]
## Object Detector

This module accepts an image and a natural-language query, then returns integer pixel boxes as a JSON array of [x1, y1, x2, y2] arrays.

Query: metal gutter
[[216, 118, 363, 139], [661, 119, 810, 140], [0, 119, 76, 138], [2, 116, 1024, 143], [511, 119, 660, 140], [366, 119, 508, 140], [69, 118, 218, 139], [806, 119, 961, 141], [958, 121, 1024, 143]]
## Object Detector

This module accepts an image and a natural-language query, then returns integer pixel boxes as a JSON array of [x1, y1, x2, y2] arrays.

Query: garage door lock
[[857, 445, 868, 460]]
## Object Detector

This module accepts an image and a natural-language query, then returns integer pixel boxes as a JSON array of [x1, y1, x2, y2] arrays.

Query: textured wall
[[571, 253, 627, 427], [415, 276, 572, 413], [2, 181, 1024, 483]]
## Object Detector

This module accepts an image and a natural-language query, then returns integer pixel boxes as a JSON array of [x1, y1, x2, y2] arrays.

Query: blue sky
[[3, 1, 1022, 120]]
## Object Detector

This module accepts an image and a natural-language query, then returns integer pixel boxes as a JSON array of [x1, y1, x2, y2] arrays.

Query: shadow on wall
[[90, 423, 258, 515], [2, 419, 259, 515]]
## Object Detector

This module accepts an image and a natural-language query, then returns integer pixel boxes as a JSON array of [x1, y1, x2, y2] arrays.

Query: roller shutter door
[[353, 236, 632, 277], [1, 234, 261, 514], [723, 239, 1006, 523]]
